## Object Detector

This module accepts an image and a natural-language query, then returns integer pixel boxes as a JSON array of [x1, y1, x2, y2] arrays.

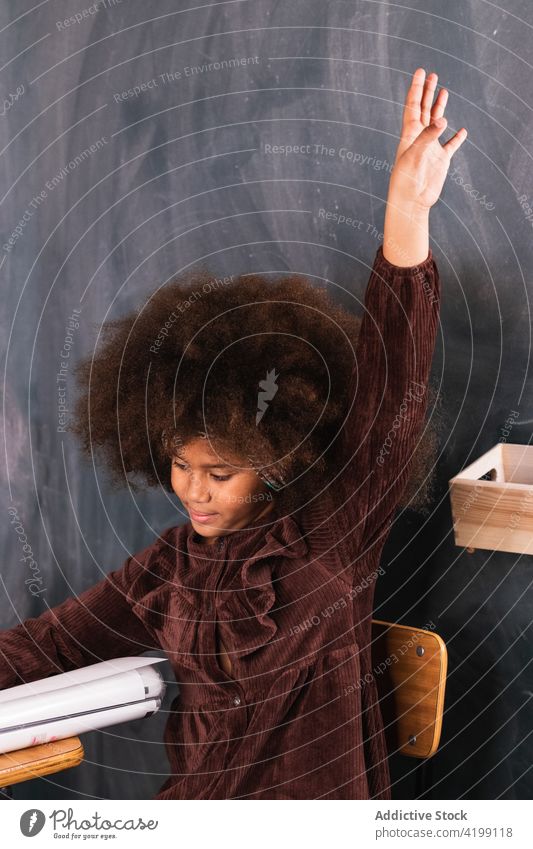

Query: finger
[[420, 72, 438, 125], [443, 127, 468, 160], [402, 67, 426, 126], [413, 116, 448, 148], [431, 88, 448, 121]]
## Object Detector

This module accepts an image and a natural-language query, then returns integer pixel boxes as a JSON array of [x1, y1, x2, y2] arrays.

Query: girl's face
[[170, 437, 275, 544]]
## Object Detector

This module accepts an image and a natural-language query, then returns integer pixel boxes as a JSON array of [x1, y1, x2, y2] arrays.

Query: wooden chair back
[[371, 619, 447, 758]]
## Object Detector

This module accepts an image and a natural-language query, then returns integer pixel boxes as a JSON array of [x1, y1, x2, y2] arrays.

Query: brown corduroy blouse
[[0, 244, 440, 799]]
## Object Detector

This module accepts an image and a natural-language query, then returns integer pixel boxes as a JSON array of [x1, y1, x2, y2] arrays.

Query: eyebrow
[[174, 455, 234, 469]]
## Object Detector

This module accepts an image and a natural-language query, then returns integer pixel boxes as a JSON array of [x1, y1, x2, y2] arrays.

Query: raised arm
[[0, 536, 163, 690], [306, 69, 467, 565], [340, 244, 441, 555]]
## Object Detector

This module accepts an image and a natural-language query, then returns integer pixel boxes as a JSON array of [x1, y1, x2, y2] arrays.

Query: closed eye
[[172, 461, 232, 482]]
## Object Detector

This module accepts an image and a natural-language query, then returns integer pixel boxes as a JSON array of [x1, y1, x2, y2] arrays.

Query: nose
[[185, 471, 211, 503]]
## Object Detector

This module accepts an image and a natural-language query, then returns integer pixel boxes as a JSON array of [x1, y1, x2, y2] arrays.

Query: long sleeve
[[340, 243, 441, 554], [0, 538, 162, 691], [300, 244, 441, 571]]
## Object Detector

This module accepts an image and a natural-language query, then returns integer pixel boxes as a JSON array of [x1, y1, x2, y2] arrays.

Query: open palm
[[390, 68, 468, 210]]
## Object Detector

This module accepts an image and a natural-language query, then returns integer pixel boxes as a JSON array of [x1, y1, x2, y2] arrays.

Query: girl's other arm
[[0, 542, 162, 690]]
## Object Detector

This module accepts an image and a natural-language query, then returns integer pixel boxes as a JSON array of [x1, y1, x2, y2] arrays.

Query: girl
[[0, 68, 466, 799]]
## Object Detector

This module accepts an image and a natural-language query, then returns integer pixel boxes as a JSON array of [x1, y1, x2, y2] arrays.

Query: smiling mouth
[[188, 507, 219, 520]]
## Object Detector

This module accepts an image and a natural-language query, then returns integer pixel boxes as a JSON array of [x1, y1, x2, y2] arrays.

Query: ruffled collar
[[132, 501, 309, 661], [182, 497, 309, 590], [185, 497, 291, 553], [214, 502, 309, 658]]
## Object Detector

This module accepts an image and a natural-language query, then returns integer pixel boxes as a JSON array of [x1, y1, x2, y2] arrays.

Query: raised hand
[[381, 67, 468, 266], [389, 67, 468, 212]]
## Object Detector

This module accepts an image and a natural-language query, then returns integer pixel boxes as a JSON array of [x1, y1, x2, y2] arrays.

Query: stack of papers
[[0, 656, 167, 754]]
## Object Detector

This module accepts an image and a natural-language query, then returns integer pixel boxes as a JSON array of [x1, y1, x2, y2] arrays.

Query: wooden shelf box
[[449, 443, 533, 555]]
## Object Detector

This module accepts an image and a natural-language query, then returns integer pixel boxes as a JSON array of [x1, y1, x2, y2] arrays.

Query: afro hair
[[68, 264, 444, 517]]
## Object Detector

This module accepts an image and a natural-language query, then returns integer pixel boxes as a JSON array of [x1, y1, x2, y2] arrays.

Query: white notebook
[[0, 656, 167, 754]]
